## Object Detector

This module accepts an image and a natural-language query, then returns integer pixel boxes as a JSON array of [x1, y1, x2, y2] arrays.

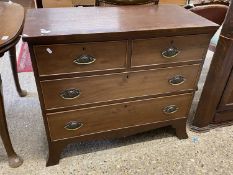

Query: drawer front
[[41, 64, 200, 109], [34, 41, 127, 76], [131, 34, 210, 67], [47, 93, 193, 140]]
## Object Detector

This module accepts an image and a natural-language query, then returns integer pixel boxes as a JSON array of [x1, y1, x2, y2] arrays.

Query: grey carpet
[[0, 51, 233, 175]]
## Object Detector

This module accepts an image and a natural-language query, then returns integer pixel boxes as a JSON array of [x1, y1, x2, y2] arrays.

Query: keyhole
[[170, 40, 174, 45], [82, 47, 86, 51]]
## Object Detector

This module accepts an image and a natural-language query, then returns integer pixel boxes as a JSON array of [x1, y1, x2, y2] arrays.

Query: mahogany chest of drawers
[[22, 5, 218, 166]]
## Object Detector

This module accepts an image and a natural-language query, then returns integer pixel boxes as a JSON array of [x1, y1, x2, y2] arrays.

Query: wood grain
[[214, 110, 233, 123], [22, 5, 216, 165], [22, 5, 218, 44], [0, 2, 27, 97], [46, 117, 188, 166], [132, 34, 211, 67], [191, 0, 233, 129], [218, 69, 233, 111], [47, 93, 193, 140], [193, 0, 233, 128], [193, 37, 233, 127], [34, 41, 127, 76], [41, 64, 200, 109], [0, 2, 24, 47]]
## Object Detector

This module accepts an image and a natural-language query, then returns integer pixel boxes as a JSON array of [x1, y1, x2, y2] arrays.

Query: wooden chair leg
[[9, 46, 27, 97], [0, 79, 23, 168]]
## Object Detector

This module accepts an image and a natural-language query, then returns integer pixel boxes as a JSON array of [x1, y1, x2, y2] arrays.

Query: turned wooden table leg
[[0, 78, 23, 168], [9, 46, 27, 97]]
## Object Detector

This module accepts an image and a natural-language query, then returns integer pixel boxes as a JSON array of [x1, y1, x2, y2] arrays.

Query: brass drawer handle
[[162, 46, 180, 58], [64, 121, 83, 131], [169, 75, 185, 86], [74, 54, 96, 65], [163, 105, 179, 115], [60, 88, 81, 100]]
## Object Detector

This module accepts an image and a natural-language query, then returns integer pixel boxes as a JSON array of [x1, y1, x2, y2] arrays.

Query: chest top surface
[[22, 5, 218, 43]]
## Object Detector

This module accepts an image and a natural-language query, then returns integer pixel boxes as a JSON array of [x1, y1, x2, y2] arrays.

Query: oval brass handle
[[64, 121, 83, 131], [162, 46, 180, 58], [169, 75, 185, 86], [163, 105, 179, 115], [74, 54, 96, 65], [60, 88, 80, 100]]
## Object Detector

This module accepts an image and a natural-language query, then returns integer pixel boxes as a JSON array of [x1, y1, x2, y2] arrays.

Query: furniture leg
[[0, 79, 23, 168], [172, 119, 188, 139], [22, 5, 217, 166], [46, 141, 65, 166], [9, 46, 27, 97]]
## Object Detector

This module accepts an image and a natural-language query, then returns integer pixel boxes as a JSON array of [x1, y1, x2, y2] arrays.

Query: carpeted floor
[[0, 51, 233, 175]]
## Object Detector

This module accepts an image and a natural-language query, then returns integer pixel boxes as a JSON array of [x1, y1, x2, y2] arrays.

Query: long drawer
[[41, 64, 200, 109], [47, 93, 193, 141], [34, 41, 127, 76], [131, 34, 210, 67]]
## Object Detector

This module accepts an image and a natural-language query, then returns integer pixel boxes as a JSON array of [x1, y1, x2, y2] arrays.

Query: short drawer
[[41, 64, 200, 109], [47, 93, 193, 140], [131, 34, 211, 67], [34, 41, 127, 76]]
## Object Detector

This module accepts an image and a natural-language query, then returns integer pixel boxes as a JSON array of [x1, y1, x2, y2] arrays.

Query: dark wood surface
[[0, 77, 23, 168], [34, 41, 127, 76], [0, 2, 25, 167], [220, 3, 233, 39], [218, 69, 233, 111], [46, 117, 188, 166], [0, 2, 24, 47], [41, 64, 200, 110], [192, 36, 233, 128], [8, 46, 27, 97], [35, 0, 43, 8], [22, 5, 218, 44], [48, 93, 193, 141], [23, 5, 217, 166], [214, 110, 233, 123], [191, 1, 233, 130], [131, 34, 211, 67], [0, 1, 27, 97]]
